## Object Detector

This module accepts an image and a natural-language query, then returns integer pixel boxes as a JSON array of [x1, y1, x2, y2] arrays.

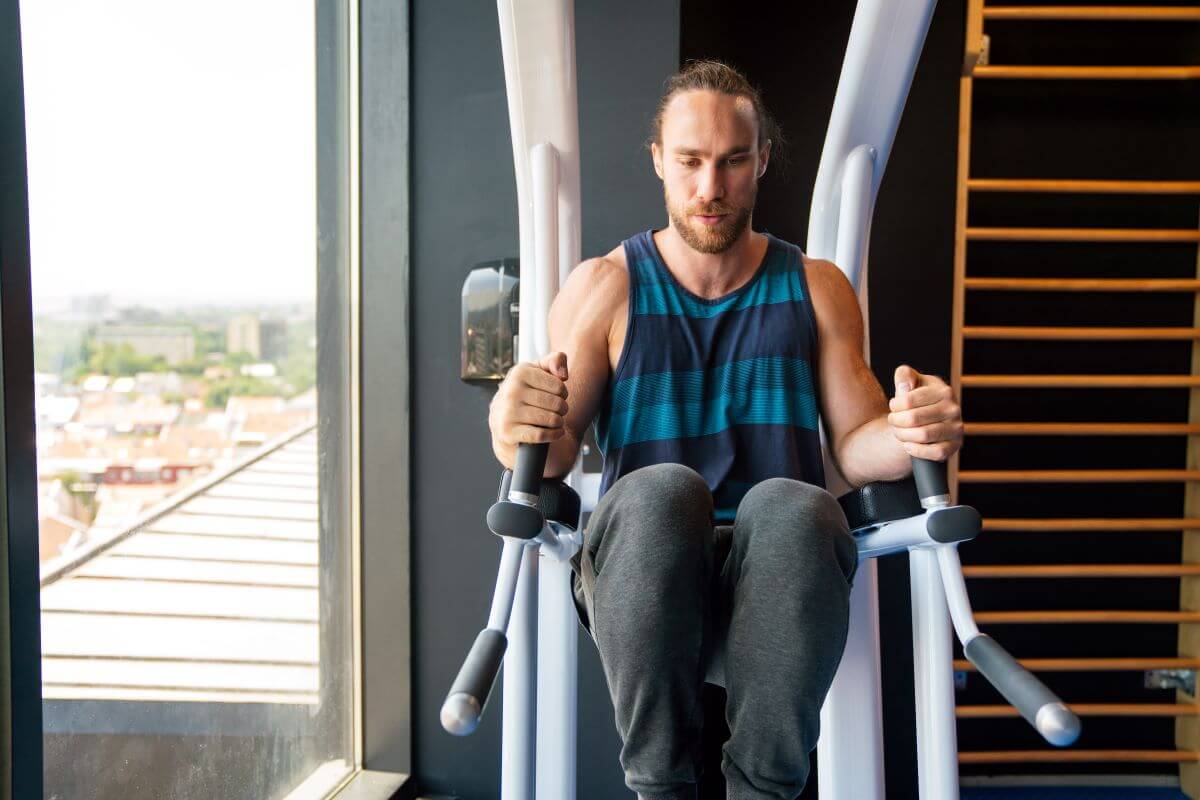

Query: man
[[488, 60, 963, 800]]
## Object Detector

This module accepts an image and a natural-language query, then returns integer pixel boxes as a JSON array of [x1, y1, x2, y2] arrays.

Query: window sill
[[329, 770, 414, 800], [285, 763, 412, 800]]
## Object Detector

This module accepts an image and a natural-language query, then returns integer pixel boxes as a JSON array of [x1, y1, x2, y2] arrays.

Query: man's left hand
[[886, 365, 963, 462]]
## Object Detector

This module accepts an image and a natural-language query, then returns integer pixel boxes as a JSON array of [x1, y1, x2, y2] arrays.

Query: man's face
[[653, 90, 770, 255]]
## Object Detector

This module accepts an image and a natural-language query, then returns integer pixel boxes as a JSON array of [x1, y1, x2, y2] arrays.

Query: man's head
[[650, 60, 779, 254]]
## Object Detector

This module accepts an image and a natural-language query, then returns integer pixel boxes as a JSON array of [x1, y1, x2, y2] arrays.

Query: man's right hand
[[489, 352, 571, 446]]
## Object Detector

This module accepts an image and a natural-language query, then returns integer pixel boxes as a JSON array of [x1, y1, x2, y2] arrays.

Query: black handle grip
[[440, 629, 508, 736], [965, 634, 1081, 747], [511, 442, 549, 498], [911, 457, 949, 503]]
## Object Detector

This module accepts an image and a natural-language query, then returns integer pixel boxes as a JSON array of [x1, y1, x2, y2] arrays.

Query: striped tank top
[[594, 229, 825, 522]]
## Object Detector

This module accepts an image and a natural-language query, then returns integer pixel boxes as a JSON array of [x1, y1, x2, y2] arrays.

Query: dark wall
[[410, 1, 678, 797], [682, 2, 966, 796]]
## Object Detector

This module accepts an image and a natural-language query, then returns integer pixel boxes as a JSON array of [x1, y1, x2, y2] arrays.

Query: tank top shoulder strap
[[620, 229, 657, 293]]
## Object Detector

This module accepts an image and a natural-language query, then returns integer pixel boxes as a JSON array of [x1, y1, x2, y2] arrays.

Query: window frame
[[1, 0, 44, 797]]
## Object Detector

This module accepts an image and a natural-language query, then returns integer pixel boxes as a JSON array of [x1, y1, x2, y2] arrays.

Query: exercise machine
[[440, 1, 1083, 798]]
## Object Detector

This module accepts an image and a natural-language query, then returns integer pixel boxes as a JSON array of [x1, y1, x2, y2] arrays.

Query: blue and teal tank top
[[594, 229, 826, 522]]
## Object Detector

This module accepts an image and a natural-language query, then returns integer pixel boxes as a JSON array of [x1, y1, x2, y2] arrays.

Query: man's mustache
[[687, 203, 737, 216]]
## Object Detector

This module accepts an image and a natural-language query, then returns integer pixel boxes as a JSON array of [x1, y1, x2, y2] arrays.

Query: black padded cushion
[[498, 469, 582, 531], [837, 476, 923, 532]]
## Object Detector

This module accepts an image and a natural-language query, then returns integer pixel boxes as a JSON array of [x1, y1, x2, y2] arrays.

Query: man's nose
[[694, 163, 724, 204]]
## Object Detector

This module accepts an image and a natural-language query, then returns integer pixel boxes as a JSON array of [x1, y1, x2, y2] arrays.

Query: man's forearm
[[834, 415, 912, 487]]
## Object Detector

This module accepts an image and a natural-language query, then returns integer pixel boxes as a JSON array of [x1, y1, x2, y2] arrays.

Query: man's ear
[[757, 139, 772, 179], [651, 142, 664, 180]]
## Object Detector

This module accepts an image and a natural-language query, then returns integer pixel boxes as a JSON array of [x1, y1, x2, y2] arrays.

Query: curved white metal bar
[[807, 0, 938, 268], [487, 538, 533, 633], [935, 544, 982, 644], [833, 144, 877, 292], [496, 2, 583, 799], [810, 3, 938, 798], [496, 0, 582, 364]]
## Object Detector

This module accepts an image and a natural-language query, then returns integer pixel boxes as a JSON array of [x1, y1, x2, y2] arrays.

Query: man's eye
[[680, 159, 699, 168], [727, 157, 745, 166]]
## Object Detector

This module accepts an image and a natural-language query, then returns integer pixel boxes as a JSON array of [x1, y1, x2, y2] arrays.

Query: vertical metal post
[[910, 548, 959, 800], [817, 559, 886, 799], [502, 547, 538, 799], [536, 554, 578, 798]]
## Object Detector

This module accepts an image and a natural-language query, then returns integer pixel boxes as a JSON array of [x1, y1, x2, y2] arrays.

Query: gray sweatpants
[[571, 463, 859, 800]]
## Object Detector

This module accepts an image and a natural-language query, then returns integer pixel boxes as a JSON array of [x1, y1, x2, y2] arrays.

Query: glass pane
[[19, 2, 354, 798]]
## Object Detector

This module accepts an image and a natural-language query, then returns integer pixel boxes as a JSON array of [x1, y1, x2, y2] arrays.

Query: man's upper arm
[[806, 259, 889, 463], [544, 256, 626, 476]]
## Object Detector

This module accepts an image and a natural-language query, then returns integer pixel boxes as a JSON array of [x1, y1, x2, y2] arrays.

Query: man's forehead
[[661, 90, 759, 149]]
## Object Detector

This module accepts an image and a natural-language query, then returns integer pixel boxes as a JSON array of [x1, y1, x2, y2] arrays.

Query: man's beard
[[665, 188, 754, 255]]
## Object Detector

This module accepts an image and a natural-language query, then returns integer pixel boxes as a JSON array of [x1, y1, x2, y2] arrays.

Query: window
[[19, 2, 356, 797]]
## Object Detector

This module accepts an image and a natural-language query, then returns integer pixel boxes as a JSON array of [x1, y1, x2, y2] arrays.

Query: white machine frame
[[441, 1, 1080, 798]]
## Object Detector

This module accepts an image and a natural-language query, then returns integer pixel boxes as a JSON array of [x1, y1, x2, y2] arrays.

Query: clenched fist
[[489, 351, 571, 446], [887, 364, 963, 462]]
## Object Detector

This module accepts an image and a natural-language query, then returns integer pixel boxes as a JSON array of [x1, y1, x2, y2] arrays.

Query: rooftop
[[39, 423, 319, 705]]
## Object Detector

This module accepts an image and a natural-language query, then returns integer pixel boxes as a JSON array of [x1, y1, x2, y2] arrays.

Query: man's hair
[[649, 59, 784, 161]]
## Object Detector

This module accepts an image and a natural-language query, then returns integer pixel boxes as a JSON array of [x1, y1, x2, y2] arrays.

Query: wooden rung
[[975, 610, 1200, 623], [959, 750, 1200, 764], [968, 179, 1200, 194], [966, 226, 1200, 242], [964, 326, 1200, 340], [983, 6, 1200, 22], [963, 564, 1200, 577], [954, 657, 1200, 672], [965, 278, 1200, 292], [967, 422, 1200, 435], [959, 469, 1200, 483], [974, 65, 1200, 80], [983, 517, 1200, 531], [959, 703, 1200, 718], [962, 375, 1200, 388]]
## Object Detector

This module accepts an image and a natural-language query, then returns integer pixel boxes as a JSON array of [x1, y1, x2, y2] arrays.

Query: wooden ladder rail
[[950, 0, 1200, 778]]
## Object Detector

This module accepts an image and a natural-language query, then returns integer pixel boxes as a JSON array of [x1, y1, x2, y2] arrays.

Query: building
[[93, 324, 195, 365], [227, 314, 289, 362]]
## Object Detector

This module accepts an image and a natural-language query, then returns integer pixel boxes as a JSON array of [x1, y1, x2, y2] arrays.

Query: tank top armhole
[[791, 243, 821, 358], [608, 239, 640, 388]]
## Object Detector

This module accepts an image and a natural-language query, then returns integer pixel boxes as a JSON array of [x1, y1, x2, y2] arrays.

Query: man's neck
[[653, 223, 768, 300]]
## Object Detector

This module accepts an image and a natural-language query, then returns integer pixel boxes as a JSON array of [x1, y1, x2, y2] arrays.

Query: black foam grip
[[965, 634, 1079, 746], [447, 629, 507, 719], [912, 457, 949, 502], [498, 470, 582, 530], [512, 443, 549, 498]]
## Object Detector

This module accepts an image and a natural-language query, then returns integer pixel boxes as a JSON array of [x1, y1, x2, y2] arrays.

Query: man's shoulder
[[798, 255, 852, 299], [550, 245, 630, 338], [562, 245, 630, 308]]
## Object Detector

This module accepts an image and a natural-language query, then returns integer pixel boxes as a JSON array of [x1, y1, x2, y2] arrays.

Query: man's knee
[[589, 463, 714, 563], [737, 478, 857, 580], [604, 463, 713, 526]]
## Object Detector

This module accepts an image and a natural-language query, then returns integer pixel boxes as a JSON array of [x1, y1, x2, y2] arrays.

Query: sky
[[19, 1, 317, 312]]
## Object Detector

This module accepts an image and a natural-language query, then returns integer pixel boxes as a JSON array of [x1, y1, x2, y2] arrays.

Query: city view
[[34, 295, 317, 571]]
